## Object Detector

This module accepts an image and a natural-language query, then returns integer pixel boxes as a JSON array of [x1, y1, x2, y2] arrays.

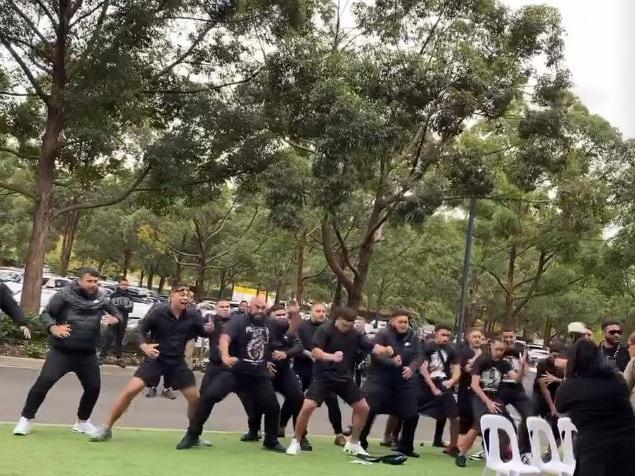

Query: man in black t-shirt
[[286, 306, 394, 456], [91, 284, 211, 442], [455, 337, 517, 468], [177, 295, 285, 452], [533, 344, 564, 442], [419, 324, 462, 456], [457, 329, 484, 437], [599, 320, 630, 372]]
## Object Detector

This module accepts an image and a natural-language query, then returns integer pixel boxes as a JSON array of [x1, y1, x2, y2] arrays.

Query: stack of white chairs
[[479, 415, 578, 476]]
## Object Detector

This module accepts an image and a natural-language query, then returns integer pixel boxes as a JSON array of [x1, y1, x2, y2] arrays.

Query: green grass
[[0, 424, 484, 476]]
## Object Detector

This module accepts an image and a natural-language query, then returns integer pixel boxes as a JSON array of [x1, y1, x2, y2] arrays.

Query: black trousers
[[290, 359, 343, 434], [189, 369, 280, 444], [499, 385, 533, 454], [22, 348, 100, 420], [360, 380, 419, 453], [100, 318, 127, 359], [247, 364, 304, 434]]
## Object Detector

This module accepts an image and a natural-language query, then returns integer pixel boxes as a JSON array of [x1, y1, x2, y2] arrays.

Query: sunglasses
[[607, 330, 622, 336]]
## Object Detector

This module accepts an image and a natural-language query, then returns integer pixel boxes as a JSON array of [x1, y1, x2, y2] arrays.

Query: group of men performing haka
[[9, 269, 534, 468]]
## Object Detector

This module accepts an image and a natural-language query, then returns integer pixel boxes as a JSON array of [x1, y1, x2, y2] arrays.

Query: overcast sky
[[505, 0, 634, 138]]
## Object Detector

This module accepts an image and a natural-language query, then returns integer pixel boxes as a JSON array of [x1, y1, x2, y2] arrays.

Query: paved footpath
[[0, 356, 440, 441]]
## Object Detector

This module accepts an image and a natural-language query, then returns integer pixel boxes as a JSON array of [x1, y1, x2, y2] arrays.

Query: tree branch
[[331, 221, 360, 281], [480, 265, 508, 293], [0, 33, 50, 104], [143, 69, 263, 94], [53, 165, 151, 217], [321, 219, 354, 294], [76, 0, 110, 65], [32, 0, 58, 27], [0, 180, 36, 200], [7, 0, 53, 48], [70, 0, 106, 27], [0, 147, 39, 160], [0, 90, 37, 97]]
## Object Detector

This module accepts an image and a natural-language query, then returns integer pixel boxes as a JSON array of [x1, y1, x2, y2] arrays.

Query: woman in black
[[555, 339, 635, 476]]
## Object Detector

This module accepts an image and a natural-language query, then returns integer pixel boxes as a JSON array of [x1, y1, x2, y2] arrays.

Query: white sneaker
[[13, 417, 34, 435], [72, 420, 98, 435], [286, 438, 301, 456], [344, 441, 369, 456]]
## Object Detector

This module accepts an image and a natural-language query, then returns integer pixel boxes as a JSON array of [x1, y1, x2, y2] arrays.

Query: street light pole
[[455, 197, 477, 344]]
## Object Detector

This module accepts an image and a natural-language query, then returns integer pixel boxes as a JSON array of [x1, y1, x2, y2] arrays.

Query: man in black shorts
[[359, 310, 422, 456], [455, 337, 518, 468], [176, 296, 286, 452], [457, 329, 484, 440], [90, 284, 212, 442], [418, 324, 461, 457], [289, 302, 347, 446], [286, 306, 394, 456]]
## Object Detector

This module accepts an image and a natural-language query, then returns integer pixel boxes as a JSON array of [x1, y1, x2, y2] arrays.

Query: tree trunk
[[138, 268, 145, 287], [146, 265, 155, 290], [333, 280, 343, 308], [59, 210, 80, 276], [295, 232, 307, 304], [543, 318, 552, 345], [20, 2, 71, 313], [504, 244, 517, 328], [218, 269, 227, 299], [121, 249, 132, 278], [157, 275, 166, 294], [195, 259, 206, 301]]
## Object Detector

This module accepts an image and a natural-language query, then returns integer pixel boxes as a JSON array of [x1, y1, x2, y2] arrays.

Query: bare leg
[[349, 399, 370, 444], [293, 399, 318, 440], [180, 385, 200, 421], [458, 428, 479, 455], [104, 377, 146, 428]]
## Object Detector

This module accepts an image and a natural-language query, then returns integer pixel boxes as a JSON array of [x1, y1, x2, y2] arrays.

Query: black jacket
[[0, 282, 29, 329], [268, 318, 303, 369], [109, 289, 134, 321], [366, 326, 422, 385], [296, 319, 323, 363], [41, 281, 121, 353]]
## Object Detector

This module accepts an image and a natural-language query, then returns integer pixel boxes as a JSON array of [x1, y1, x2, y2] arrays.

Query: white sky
[[505, 1, 633, 137]]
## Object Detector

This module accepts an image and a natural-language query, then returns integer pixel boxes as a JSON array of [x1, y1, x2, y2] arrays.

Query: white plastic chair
[[527, 417, 574, 475], [557, 417, 577, 473], [480, 414, 541, 476]]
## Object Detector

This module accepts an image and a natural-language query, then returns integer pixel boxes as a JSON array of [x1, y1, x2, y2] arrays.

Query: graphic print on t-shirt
[[245, 325, 269, 364], [481, 366, 503, 392], [429, 349, 448, 379]]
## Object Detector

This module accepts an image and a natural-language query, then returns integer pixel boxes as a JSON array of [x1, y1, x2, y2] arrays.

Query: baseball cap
[[567, 322, 586, 334]]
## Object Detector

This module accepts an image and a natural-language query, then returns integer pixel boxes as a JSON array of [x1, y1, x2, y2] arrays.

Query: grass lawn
[[0, 424, 484, 476]]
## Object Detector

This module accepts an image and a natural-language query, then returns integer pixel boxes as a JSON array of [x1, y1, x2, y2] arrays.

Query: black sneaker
[[456, 454, 467, 468], [263, 441, 286, 453], [240, 431, 260, 442], [396, 449, 420, 458], [300, 437, 313, 451], [176, 433, 199, 450]]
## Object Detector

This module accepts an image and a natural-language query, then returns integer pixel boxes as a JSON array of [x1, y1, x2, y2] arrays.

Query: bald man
[[177, 296, 285, 452]]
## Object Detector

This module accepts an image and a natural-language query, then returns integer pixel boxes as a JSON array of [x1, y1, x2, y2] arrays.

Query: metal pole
[[455, 197, 477, 344]]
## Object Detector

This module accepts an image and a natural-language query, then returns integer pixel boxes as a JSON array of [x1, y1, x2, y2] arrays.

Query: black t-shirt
[[296, 319, 323, 363], [555, 373, 635, 439], [423, 341, 459, 380], [312, 321, 374, 382], [533, 357, 563, 399], [600, 342, 630, 372], [471, 354, 512, 394], [458, 346, 482, 392], [224, 314, 272, 376], [207, 314, 231, 365]]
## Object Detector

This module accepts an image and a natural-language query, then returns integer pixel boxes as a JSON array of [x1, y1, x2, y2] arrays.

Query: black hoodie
[[0, 282, 29, 329], [366, 325, 422, 386], [41, 281, 120, 353]]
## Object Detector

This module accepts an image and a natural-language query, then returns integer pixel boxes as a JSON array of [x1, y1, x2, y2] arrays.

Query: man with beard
[[418, 325, 461, 457], [90, 284, 212, 442], [286, 303, 347, 447], [242, 305, 304, 442], [286, 306, 394, 456], [99, 277, 134, 368], [599, 320, 630, 372], [176, 296, 286, 452], [13, 268, 120, 436], [359, 310, 422, 457]]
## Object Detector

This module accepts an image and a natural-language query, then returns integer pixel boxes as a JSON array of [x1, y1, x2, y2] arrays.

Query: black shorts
[[470, 394, 511, 433], [418, 379, 459, 419], [306, 378, 362, 406], [134, 358, 195, 391], [363, 380, 418, 419]]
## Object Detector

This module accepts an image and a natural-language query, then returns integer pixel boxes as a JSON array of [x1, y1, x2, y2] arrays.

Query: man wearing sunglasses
[[600, 320, 630, 372], [90, 284, 213, 442]]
